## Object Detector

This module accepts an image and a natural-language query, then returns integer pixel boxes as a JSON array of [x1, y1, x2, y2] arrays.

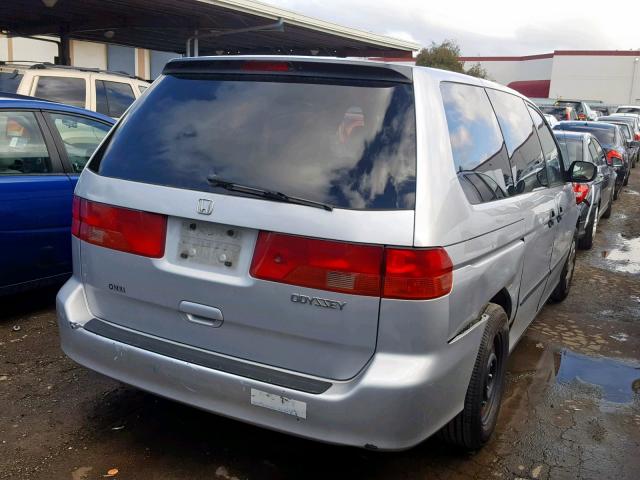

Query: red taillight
[[383, 248, 453, 300], [72, 196, 167, 258], [249, 232, 453, 300], [606, 149, 623, 167], [250, 232, 383, 296], [572, 182, 590, 204], [635, 133, 640, 141], [241, 61, 291, 72]]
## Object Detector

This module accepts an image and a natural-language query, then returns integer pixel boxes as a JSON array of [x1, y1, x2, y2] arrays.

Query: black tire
[[602, 192, 613, 219], [614, 186, 619, 200], [623, 173, 629, 186], [550, 235, 577, 302], [440, 303, 509, 450], [577, 204, 598, 250]]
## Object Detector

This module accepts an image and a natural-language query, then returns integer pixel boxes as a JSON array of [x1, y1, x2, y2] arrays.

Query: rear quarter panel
[[412, 69, 529, 339]]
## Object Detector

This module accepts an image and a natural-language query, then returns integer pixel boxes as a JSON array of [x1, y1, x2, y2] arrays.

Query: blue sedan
[[0, 94, 115, 295]]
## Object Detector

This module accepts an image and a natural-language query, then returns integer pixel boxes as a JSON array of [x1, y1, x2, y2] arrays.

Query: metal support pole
[[57, 25, 71, 65], [193, 30, 199, 57]]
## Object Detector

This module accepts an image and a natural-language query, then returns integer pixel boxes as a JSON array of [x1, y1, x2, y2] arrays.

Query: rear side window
[[556, 136, 583, 169], [0, 111, 51, 174], [47, 112, 111, 173], [528, 106, 563, 185], [91, 74, 417, 210], [35, 76, 86, 107], [487, 89, 547, 194], [0, 71, 23, 93], [587, 140, 599, 163], [440, 82, 512, 203], [95, 80, 136, 117]]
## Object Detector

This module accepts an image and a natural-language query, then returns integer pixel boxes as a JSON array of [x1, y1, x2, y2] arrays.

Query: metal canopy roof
[[0, 0, 418, 58]]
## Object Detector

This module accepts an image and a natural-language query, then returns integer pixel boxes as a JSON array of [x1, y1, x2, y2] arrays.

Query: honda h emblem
[[197, 199, 214, 215]]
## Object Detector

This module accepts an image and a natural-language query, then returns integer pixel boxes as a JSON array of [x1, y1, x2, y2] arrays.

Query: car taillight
[[635, 133, 640, 141], [383, 248, 453, 300], [250, 231, 453, 300], [72, 196, 167, 258], [572, 183, 590, 204], [607, 149, 623, 165], [241, 61, 291, 72]]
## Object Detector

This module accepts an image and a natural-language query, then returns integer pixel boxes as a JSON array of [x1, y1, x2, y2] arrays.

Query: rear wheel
[[440, 303, 509, 450], [577, 205, 598, 250], [550, 234, 577, 302], [623, 172, 629, 186]]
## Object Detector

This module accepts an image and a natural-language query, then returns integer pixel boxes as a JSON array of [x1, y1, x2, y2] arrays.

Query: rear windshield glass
[[616, 107, 640, 114], [556, 101, 581, 111], [92, 74, 417, 210], [540, 106, 567, 120], [562, 127, 614, 145], [0, 71, 23, 93]]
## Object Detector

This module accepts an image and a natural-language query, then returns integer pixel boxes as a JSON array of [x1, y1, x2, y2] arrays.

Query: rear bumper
[[56, 277, 486, 450]]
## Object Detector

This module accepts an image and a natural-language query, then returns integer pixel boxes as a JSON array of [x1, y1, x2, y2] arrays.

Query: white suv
[[0, 62, 150, 118]]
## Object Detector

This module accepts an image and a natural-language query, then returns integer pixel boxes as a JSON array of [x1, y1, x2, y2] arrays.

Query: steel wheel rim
[[480, 336, 503, 426]]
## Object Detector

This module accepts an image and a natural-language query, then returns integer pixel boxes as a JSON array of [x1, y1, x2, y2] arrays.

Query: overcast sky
[[263, 0, 640, 56]]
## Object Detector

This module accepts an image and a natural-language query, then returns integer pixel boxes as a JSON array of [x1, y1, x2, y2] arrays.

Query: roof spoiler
[[163, 58, 412, 83]]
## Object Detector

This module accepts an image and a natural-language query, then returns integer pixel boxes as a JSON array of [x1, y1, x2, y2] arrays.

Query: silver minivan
[[56, 57, 596, 451]]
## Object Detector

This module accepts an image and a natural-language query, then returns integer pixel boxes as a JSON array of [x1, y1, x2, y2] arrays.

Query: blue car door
[[0, 109, 73, 292]]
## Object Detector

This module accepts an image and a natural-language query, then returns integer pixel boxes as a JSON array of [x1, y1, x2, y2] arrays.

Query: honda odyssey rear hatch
[[76, 58, 418, 381]]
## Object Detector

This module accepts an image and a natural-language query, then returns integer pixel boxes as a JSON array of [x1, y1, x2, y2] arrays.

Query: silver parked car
[[56, 57, 596, 451], [554, 131, 616, 249]]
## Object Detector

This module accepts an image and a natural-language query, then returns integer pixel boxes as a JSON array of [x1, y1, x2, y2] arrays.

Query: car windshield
[[92, 74, 417, 210]]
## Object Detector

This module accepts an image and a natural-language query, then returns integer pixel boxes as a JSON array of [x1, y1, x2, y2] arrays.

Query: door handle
[[179, 301, 224, 327]]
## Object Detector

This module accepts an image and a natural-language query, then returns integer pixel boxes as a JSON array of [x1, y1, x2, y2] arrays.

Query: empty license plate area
[[175, 219, 248, 271]]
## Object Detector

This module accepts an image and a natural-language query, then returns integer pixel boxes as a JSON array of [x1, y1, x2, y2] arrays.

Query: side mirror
[[568, 161, 597, 182]]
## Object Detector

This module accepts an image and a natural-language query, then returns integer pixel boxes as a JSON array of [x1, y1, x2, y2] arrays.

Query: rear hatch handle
[[179, 301, 224, 328]]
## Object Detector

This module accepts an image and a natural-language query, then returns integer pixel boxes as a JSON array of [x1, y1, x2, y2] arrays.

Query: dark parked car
[[598, 116, 639, 168], [0, 94, 114, 295], [553, 121, 629, 195], [540, 105, 578, 121], [554, 131, 616, 249]]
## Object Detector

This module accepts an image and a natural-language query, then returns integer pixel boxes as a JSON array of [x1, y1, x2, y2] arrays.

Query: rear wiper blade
[[207, 175, 333, 211]]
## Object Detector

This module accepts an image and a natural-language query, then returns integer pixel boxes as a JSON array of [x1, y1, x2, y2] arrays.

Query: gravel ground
[[1, 173, 639, 480]]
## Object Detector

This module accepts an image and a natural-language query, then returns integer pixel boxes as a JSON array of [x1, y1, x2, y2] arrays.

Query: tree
[[465, 62, 489, 79], [415, 40, 464, 73], [415, 40, 490, 79]]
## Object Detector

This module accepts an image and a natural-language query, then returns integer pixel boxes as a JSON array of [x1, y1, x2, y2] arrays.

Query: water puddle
[[599, 234, 640, 274], [555, 350, 640, 403]]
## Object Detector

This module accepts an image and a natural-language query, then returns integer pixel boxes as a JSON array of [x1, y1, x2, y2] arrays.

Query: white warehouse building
[[459, 50, 640, 105]]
